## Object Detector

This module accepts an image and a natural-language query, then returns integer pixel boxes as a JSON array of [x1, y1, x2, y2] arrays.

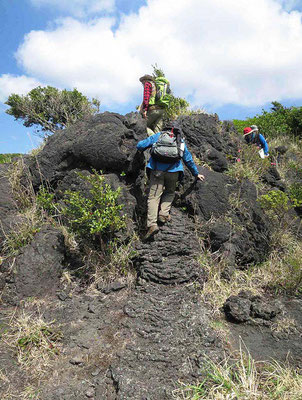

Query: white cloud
[[0, 74, 42, 103], [13, 0, 302, 109], [30, 0, 115, 18]]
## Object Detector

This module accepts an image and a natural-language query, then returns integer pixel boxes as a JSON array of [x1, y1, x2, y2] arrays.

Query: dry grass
[[198, 251, 262, 316], [271, 316, 297, 336], [2, 207, 43, 257], [59, 224, 78, 252], [28, 141, 45, 157], [2, 157, 45, 258], [7, 158, 35, 210], [2, 311, 63, 379], [192, 154, 212, 169], [19, 385, 41, 400], [199, 226, 302, 315], [173, 344, 302, 399], [85, 234, 139, 289], [209, 320, 230, 343], [0, 369, 10, 384], [262, 232, 302, 294], [269, 135, 302, 182], [226, 145, 271, 184]]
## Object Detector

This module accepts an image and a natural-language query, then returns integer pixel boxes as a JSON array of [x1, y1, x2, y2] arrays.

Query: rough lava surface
[[0, 112, 301, 399]]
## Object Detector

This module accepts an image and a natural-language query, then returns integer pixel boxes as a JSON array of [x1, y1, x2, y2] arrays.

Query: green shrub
[[233, 101, 302, 140], [62, 170, 126, 238], [258, 190, 291, 222], [287, 161, 302, 179], [288, 183, 302, 208], [233, 102, 289, 139], [36, 186, 57, 214], [5, 86, 100, 137], [0, 153, 22, 164]]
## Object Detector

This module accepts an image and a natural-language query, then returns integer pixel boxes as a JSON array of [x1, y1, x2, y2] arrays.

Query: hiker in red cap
[[243, 126, 269, 158]]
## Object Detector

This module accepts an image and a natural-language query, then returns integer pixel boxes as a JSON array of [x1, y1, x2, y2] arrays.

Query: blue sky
[[1, 0, 302, 154]]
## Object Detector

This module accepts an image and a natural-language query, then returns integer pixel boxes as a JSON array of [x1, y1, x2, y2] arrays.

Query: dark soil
[[228, 296, 302, 368]]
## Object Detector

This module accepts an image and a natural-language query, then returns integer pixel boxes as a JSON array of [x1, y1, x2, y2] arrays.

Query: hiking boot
[[158, 215, 171, 224], [144, 225, 159, 240]]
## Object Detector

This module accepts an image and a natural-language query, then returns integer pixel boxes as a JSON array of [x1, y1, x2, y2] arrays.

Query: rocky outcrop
[[178, 114, 239, 172], [110, 283, 220, 399], [134, 208, 205, 284], [25, 112, 146, 189], [8, 226, 65, 300], [35, 282, 221, 400], [223, 291, 282, 323], [181, 168, 270, 265], [1, 111, 299, 400]]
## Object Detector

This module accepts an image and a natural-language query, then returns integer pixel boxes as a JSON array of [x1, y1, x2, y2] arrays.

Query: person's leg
[[158, 172, 179, 219], [152, 108, 165, 133], [147, 170, 164, 228], [147, 108, 165, 134]]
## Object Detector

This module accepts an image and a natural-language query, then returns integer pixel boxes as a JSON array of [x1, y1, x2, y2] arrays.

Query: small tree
[[5, 86, 100, 137]]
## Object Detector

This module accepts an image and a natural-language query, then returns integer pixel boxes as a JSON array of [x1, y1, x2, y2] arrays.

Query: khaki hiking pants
[[146, 107, 165, 136], [147, 170, 179, 228]]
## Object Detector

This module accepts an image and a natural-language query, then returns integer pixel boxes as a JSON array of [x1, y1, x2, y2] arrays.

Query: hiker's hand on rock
[[197, 174, 205, 181]]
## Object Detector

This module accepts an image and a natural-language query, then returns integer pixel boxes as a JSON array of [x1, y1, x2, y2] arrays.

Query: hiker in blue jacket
[[243, 125, 269, 157], [137, 123, 204, 240]]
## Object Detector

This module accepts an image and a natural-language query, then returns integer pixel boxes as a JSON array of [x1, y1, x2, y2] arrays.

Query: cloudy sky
[[1, 0, 302, 153]]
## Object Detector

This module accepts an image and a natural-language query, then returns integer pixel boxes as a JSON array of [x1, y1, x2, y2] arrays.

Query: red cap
[[243, 127, 252, 136]]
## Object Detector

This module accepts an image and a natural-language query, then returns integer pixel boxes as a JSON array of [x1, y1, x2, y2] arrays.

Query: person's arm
[[182, 143, 205, 181], [259, 134, 269, 155], [137, 132, 160, 151], [142, 81, 152, 118]]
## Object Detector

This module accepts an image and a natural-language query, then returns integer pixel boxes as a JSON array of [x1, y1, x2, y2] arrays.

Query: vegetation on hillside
[[177, 345, 302, 399], [233, 101, 302, 139], [5, 86, 100, 137], [3, 162, 133, 285], [0, 153, 22, 164]]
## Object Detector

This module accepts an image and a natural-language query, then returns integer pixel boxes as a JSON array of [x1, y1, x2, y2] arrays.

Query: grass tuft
[[174, 344, 302, 399], [226, 144, 270, 183], [2, 311, 63, 378], [2, 208, 42, 257]]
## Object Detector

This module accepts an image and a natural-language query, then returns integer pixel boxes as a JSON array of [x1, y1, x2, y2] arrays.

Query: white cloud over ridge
[[30, 0, 115, 18], [0, 74, 42, 103], [9, 0, 302, 109]]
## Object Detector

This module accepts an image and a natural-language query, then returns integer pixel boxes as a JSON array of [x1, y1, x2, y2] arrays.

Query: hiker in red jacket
[[139, 74, 166, 136]]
